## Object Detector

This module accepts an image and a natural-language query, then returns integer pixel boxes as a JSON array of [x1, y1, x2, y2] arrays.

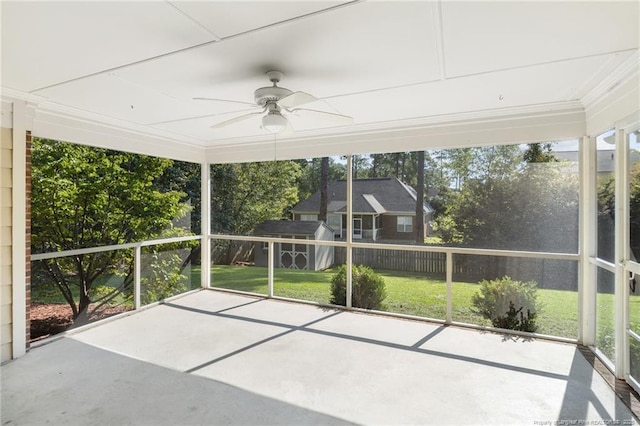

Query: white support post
[[200, 162, 211, 289], [11, 100, 27, 358], [446, 252, 452, 324], [134, 246, 141, 310], [268, 241, 274, 297], [615, 128, 629, 379], [346, 155, 353, 309], [579, 136, 596, 346]]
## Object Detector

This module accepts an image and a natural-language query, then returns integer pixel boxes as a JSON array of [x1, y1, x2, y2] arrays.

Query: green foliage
[[631, 164, 640, 260], [601, 162, 640, 260], [432, 215, 463, 245], [210, 161, 301, 235], [295, 157, 346, 202], [471, 276, 541, 332], [154, 160, 201, 234], [369, 152, 418, 186], [31, 138, 192, 322], [140, 243, 198, 304], [330, 264, 387, 309], [523, 143, 557, 163], [435, 146, 579, 252]]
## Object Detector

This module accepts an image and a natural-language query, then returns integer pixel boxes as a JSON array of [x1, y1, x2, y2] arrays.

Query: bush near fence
[[212, 241, 579, 292], [335, 247, 578, 291]]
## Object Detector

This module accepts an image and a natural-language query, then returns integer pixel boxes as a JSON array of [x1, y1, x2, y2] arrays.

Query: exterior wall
[[313, 226, 334, 270], [25, 133, 31, 346], [254, 242, 269, 268], [381, 215, 414, 240], [254, 228, 334, 271], [0, 126, 30, 362], [1, 127, 13, 361], [380, 214, 431, 240]]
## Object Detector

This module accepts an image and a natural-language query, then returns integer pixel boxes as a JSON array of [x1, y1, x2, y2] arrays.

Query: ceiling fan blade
[[210, 111, 262, 129], [279, 119, 294, 136], [193, 97, 256, 107], [291, 108, 354, 126], [278, 91, 318, 109]]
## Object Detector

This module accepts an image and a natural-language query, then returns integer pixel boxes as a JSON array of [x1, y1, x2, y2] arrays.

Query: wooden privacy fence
[[211, 240, 580, 292], [334, 247, 446, 276], [335, 247, 579, 291]]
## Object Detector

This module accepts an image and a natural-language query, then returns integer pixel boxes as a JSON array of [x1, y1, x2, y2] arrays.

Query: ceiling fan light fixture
[[262, 111, 288, 133]]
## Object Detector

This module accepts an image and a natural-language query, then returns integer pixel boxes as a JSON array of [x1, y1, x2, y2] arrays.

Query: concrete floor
[[2, 290, 638, 425]]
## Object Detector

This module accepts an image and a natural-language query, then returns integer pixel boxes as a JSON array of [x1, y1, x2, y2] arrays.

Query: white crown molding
[[205, 100, 585, 148], [581, 49, 640, 110], [1, 87, 206, 149], [207, 101, 586, 163]]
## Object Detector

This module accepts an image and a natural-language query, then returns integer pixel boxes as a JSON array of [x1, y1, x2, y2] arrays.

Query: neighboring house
[[253, 220, 334, 271], [291, 177, 434, 242]]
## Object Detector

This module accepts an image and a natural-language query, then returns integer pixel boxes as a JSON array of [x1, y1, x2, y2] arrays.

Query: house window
[[397, 216, 413, 233], [262, 235, 273, 250], [300, 214, 318, 221]]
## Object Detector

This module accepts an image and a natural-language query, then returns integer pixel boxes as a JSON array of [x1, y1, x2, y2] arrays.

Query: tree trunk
[[73, 283, 92, 326], [319, 157, 329, 222], [401, 153, 407, 181], [394, 154, 400, 178], [415, 150, 425, 243]]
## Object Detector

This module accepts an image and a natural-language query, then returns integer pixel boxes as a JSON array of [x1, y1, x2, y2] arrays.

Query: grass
[[34, 263, 640, 344], [211, 264, 582, 338], [31, 266, 202, 308]]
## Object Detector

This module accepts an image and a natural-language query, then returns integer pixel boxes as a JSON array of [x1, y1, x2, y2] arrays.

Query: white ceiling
[[1, 1, 639, 150]]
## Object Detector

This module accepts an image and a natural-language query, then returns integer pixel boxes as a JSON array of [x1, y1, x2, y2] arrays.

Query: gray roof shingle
[[254, 220, 326, 235], [292, 177, 433, 214]]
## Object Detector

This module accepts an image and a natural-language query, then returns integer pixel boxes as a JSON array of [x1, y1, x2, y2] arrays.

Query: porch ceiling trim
[[207, 101, 586, 163]]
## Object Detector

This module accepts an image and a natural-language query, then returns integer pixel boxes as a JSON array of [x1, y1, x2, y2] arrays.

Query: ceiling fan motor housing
[[254, 85, 293, 106]]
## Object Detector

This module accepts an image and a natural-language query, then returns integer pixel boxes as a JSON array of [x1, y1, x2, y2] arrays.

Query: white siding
[[0, 127, 12, 361]]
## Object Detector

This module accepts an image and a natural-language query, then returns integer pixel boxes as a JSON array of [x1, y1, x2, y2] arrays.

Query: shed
[[253, 220, 335, 271]]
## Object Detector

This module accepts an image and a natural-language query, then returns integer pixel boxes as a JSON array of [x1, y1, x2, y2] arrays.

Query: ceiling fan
[[194, 71, 353, 134]]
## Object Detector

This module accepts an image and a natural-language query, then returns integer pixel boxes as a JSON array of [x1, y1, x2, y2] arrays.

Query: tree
[[210, 160, 301, 264], [31, 138, 191, 323], [351, 154, 370, 179], [598, 161, 640, 261], [445, 148, 473, 189], [210, 161, 301, 235], [631, 163, 640, 260], [319, 157, 329, 222], [295, 157, 345, 202], [367, 152, 421, 185], [523, 143, 557, 163], [415, 150, 425, 243], [154, 160, 202, 267], [434, 145, 578, 252], [155, 160, 201, 234]]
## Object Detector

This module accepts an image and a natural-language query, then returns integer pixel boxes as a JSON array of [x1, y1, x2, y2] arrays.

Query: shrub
[[471, 276, 541, 332], [330, 264, 386, 310]]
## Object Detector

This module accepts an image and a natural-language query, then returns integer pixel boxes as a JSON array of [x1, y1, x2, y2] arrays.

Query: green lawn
[[34, 263, 640, 345], [211, 264, 582, 338]]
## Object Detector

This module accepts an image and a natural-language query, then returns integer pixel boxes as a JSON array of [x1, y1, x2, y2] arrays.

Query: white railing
[[209, 233, 579, 342], [31, 232, 581, 342], [31, 235, 202, 310]]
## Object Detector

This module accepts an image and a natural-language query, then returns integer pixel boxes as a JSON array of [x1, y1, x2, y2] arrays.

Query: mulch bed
[[30, 303, 131, 342]]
